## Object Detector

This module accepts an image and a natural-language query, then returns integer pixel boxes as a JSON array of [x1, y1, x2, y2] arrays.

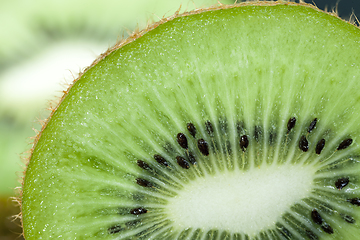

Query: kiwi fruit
[[1, 1, 229, 239], [20, 1, 360, 239]]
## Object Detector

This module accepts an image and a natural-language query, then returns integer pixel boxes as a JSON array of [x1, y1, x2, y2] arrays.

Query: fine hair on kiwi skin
[[19, 0, 360, 239]]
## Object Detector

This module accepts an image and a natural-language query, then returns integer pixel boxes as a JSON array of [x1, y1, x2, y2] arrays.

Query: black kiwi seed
[[347, 198, 360, 206], [335, 177, 349, 190], [176, 133, 188, 149], [130, 207, 147, 215], [108, 225, 123, 234], [299, 135, 309, 152], [337, 138, 353, 150], [321, 223, 334, 234], [197, 139, 209, 156], [137, 160, 152, 170], [205, 120, 214, 136], [176, 156, 190, 169], [315, 139, 325, 154], [136, 178, 152, 188], [154, 154, 169, 167], [187, 122, 196, 138], [287, 117, 296, 133], [308, 118, 318, 133], [240, 135, 249, 152], [341, 214, 356, 224], [186, 151, 196, 165], [311, 209, 323, 225]]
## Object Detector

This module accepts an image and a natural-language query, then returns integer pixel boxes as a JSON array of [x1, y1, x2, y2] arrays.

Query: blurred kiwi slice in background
[[21, 1, 360, 239], [0, 0, 232, 239]]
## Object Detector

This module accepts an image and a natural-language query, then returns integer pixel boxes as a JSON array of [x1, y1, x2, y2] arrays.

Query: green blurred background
[[0, 0, 359, 239]]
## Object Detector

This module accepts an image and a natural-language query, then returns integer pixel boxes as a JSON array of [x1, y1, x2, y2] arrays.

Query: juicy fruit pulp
[[22, 2, 360, 240]]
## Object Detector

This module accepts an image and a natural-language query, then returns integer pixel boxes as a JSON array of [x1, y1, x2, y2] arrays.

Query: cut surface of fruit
[[22, 2, 360, 240], [2, 1, 232, 239]]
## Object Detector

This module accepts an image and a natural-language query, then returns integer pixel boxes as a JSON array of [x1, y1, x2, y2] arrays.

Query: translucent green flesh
[[22, 4, 360, 240]]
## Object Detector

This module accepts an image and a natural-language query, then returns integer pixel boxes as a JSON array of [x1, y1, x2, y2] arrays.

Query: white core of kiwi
[[167, 163, 316, 235]]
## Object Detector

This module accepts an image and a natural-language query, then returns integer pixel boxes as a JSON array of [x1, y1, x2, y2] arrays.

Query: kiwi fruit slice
[[21, 1, 360, 239], [2, 1, 229, 238]]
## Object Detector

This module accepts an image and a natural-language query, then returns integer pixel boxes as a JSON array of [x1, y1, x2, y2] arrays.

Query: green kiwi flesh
[[2, 1, 232, 238], [22, 2, 360, 240]]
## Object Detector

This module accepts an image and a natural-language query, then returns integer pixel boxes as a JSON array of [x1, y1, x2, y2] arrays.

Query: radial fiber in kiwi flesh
[[22, 2, 360, 240]]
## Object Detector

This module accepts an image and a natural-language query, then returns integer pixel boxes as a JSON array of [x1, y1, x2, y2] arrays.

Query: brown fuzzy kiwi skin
[[16, 1, 360, 239]]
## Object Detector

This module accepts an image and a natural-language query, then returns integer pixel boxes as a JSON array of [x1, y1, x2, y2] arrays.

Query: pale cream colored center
[[167, 163, 316, 236]]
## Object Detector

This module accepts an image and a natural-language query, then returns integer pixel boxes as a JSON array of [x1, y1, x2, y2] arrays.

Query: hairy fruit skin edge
[[21, 0, 342, 167], [20, 1, 360, 240], [21, 1, 342, 177]]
